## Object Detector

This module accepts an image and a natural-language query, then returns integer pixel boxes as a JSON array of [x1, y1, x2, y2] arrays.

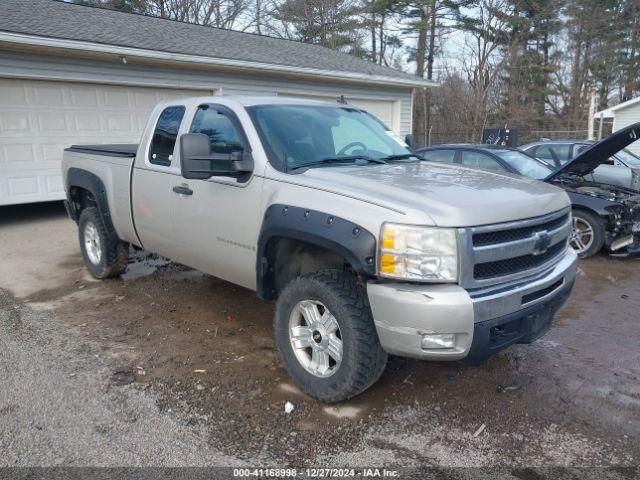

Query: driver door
[[170, 104, 264, 290]]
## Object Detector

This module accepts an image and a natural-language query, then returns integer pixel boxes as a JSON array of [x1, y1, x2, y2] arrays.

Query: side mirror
[[179, 133, 253, 180], [405, 134, 416, 149]]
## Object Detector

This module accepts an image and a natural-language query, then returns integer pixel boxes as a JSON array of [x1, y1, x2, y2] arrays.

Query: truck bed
[[65, 144, 138, 158], [62, 143, 139, 248]]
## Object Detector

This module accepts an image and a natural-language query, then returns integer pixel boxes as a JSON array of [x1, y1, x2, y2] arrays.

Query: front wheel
[[274, 270, 387, 403], [570, 209, 605, 258]]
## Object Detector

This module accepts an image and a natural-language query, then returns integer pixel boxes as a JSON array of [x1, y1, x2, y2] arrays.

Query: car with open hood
[[520, 139, 640, 191], [417, 124, 640, 258]]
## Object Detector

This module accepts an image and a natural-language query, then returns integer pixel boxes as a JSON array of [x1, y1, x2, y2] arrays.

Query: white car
[[520, 140, 640, 191]]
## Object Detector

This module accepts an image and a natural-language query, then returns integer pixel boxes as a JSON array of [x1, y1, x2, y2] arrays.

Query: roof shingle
[[0, 0, 429, 86]]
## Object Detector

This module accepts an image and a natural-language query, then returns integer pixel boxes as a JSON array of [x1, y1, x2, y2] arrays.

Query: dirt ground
[[1, 202, 639, 471]]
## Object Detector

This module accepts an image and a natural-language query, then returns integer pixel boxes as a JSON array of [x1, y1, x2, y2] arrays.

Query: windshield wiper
[[290, 155, 386, 171], [382, 153, 425, 162]]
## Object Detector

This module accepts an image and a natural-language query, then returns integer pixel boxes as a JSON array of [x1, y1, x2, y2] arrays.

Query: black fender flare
[[567, 191, 620, 217], [256, 204, 377, 300], [65, 167, 118, 239]]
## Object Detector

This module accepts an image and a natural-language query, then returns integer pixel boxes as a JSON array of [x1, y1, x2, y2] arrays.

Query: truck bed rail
[[65, 144, 138, 158]]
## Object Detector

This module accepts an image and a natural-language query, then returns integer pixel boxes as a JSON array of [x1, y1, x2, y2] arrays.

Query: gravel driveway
[[0, 202, 638, 475]]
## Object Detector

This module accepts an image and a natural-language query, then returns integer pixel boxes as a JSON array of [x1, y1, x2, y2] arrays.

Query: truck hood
[[296, 162, 569, 227], [544, 122, 640, 181]]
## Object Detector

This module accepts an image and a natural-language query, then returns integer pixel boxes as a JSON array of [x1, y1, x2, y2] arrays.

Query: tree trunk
[[506, 1, 521, 125], [427, 1, 436, 80], [423, 1, 437, 145], [378, 13, 386, 64], [370, 11, 377, 63], [412, 5, 429, 147], [568, 27, 583, 130], [623, 1, 638, 101], [538, 31, 549, 122], [255, 0, 262, 35]]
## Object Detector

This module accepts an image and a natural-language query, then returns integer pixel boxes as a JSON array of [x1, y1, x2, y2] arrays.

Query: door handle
[[172, 185, 193, 196]]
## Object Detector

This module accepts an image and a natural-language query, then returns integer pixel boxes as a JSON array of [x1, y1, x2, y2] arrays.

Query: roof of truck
[[0, 0, 435, 88], [203, 95, 346, 106], [154, 95, 362, 110]]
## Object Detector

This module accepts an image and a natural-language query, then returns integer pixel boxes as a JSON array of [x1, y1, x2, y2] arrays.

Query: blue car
[[417, 127, 640, 258]]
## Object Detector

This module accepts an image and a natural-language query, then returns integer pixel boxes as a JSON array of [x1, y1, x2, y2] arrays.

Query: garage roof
[[0, 0, 435, 88], [595, 96, 640, 118]]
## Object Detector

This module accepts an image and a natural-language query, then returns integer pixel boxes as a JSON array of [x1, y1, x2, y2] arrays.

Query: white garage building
[[595, 96, 640, 156], [0, 0, 433, 206]]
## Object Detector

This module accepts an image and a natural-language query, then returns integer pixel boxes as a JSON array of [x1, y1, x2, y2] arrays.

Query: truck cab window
[[190, 106, 244, 154], [149, 106, 185, 166]]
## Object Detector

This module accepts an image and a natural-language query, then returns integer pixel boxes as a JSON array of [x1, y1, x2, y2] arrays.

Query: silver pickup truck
[[62, 96, 577, 402]]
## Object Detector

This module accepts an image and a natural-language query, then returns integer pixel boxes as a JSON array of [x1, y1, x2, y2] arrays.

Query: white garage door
[[276, 92, 399, 133], [0, 79, 211, 206]]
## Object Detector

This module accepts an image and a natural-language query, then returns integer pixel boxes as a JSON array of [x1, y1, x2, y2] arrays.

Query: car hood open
[[544, 122, 640, 181]]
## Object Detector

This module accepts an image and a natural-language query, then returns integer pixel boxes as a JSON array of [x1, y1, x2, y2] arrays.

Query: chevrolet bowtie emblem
[[532, 231, 551, 255]]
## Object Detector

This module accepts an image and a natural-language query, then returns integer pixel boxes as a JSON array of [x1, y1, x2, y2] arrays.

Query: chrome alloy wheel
[[570, 216, 594, 255], [84, 221, 102, 265], [289, 300, 343, 378]]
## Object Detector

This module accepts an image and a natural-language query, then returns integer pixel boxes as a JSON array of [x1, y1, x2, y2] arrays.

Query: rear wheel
[[274, 270, 387, 403], [78, 207, 129, 279], [570, 209, 605, 258]]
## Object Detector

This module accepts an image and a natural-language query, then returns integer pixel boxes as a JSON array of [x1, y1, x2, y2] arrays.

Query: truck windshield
[[247, 104, 412, 171], [493, 149, 554, 180]]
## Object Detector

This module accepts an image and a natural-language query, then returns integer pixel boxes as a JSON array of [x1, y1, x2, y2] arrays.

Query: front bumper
[[367, 248, 577, 362]]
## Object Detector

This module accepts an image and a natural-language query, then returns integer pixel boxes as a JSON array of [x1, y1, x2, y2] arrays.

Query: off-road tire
[[274, 270, 387, 403], [78, 207, 129, 279], [571, 209, 605, 259]]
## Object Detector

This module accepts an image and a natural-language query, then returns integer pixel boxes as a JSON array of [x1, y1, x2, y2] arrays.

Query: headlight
[[378, 223, 458, 282]]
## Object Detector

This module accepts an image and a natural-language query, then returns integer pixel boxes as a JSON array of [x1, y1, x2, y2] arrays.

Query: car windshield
[[492, 149, 554, 179], [247, 104, 412, 170], [615, 148, 640, 168]]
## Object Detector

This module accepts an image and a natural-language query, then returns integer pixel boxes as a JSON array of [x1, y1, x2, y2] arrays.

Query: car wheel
[[78, 207, 129, 279], [570, 209, 605, 258], [274, 270, 387, 403]]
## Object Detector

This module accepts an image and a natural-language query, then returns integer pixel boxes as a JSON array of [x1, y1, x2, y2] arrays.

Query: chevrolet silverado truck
[[62, 96, 577, 402]]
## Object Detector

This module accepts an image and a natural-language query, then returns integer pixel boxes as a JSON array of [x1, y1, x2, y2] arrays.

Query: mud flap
[[64, 199, 79, 223]]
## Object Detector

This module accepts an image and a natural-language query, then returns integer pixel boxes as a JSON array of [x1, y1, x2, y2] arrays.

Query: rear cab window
[[149, 106, 186, 166]]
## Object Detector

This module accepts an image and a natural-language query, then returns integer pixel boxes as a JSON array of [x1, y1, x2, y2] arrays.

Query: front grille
[[473, 213, 570, 246], [459, 208, 571, 288], [474, 242, 566, 280]]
